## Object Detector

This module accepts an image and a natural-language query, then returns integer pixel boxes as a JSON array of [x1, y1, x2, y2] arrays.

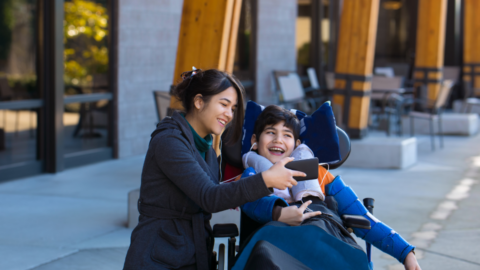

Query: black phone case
[[284, 157, 319, 181]]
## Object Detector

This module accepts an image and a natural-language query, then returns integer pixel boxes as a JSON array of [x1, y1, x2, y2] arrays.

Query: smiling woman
[[123, 68, 307, 270], [176, 69, 243, 143]]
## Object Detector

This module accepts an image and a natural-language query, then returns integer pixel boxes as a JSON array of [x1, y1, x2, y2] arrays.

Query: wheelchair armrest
[[213, 223, 239, 238], [341, 214, 371, 230]]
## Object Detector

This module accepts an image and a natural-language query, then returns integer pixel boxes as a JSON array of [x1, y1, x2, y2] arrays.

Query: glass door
[[0, 0, 43, 181], [62, 0, 113, 168]]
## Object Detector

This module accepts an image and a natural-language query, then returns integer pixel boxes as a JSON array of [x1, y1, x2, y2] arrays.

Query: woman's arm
[[154, 134, 301, 213], [241, 195, 288, 224], [155, 134, 270, 213]]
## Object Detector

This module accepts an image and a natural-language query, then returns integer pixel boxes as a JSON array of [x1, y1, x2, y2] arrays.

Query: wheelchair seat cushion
[[241, 101, 341, 164], [244, 240, 312, 270], [232, 222, 370, 270]]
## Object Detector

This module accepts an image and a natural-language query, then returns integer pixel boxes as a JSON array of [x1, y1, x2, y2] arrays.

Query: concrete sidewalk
[[0, 132, 479, 270]]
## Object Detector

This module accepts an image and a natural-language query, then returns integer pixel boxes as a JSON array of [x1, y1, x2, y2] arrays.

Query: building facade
[[0, 0, 467, 182]]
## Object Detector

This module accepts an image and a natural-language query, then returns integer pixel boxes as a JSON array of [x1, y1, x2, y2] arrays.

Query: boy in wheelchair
[[238, 105, 420, 270]]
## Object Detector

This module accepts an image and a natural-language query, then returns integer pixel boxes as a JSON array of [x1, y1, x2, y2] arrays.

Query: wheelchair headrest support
[[240, 101, 341, 163]]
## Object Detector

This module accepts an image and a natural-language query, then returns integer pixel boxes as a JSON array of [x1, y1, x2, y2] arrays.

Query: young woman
[[123, 69, 304, 270]]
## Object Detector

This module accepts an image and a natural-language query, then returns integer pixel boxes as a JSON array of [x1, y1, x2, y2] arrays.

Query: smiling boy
[[240, 105, 421, 270], [243, 105, 325, 203]]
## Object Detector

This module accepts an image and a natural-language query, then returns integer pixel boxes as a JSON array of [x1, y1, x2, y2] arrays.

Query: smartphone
[[284, 157, 319, 181]]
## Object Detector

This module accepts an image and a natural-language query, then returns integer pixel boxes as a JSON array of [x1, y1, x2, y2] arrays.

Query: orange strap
[[318, 165, 335, 194]]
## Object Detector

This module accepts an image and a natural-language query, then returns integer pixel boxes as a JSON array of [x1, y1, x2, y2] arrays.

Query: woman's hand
[[261, 157, 305, 190], [278, 201, 322, 226], [404, 251, 421, 270]]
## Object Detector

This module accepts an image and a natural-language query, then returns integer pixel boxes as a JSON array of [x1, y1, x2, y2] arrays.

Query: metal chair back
[[275, 73, 305, 103], [371, 76, 404, 90], [306, 68, 320, 90], [153, 90, 170, 123], [434, 80, 454, 110], [325, 72, 335, 90], [443, 66, 460, 83], [374, 67, 395, 77]]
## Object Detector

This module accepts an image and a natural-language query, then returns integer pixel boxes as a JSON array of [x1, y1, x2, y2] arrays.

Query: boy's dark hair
[[253, 105, 300, 142], [172, 68, 245, 144]]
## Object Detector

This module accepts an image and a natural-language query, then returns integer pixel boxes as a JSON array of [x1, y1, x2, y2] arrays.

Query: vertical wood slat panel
[[218, 0, 235, 71], [335, 0, 355, 75], [414, 0, 430, 68], [333, 0, 379, 137], [463, 0, 480, 94], [414, 0, 447, 103], [170, 0, 241, 109], [346, 0, 361, 75], [225, 0, 243, 73], [169, 0, 243, 156]]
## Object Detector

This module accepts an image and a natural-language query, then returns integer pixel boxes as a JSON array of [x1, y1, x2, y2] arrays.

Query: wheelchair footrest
[[213, 223, 239, 237], [341, 214, 371, 230]]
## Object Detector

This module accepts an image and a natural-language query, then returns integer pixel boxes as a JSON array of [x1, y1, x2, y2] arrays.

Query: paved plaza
[[0, 132, 479, 270]]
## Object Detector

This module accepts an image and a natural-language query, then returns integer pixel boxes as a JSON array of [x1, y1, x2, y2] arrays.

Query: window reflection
[[64, 0, 109, 96], [0, 0, 38, 101], [233, 0, 254, 100], [0, 0, 39, 169], [64, 100, 109, 155], [296, 0, 311, 76], [63, 0, 111, 156], [0, 109, 38, 167]]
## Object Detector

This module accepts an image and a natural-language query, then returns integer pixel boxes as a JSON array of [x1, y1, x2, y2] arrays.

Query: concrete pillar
[[117, 0, 183, 158], [255, 0, 297, 105]]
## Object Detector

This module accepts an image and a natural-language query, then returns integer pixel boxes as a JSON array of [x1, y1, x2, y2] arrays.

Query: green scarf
[[182, 114, 213, 159]]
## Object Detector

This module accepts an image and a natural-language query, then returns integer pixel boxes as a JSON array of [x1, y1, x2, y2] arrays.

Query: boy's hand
[[262, 157, 305, 190], [278, 201, 322, 226], [404, 252, 421, 270]]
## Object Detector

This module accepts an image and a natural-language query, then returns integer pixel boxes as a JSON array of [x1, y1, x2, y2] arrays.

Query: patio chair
[[370, 76, 412, 135], [0, 77, 35, 137], [153, 90, 171, 124], [374, 67, 395, 77], [409, 80, 454, 150], [462, 82, 480, 114], [273, 71, 318, 113], [324, 71, 335, 91]]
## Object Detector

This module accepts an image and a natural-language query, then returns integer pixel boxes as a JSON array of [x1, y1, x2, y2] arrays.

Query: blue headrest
[[241, 101, 341, 164]]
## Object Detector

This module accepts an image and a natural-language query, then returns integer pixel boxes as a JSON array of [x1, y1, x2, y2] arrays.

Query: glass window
[[64, 0, 109, 96], [296, 0, 312, 76], [63, 100, 110, 155], [0, 0, 40, 169], [374, 0, 413, 69], [0, 109, 38, 167], [63, 0, 111, 157], [233, 0, 254, 100]]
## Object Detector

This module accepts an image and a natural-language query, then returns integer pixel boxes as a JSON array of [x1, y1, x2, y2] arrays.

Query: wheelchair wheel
[[218, 243, 225, 270]]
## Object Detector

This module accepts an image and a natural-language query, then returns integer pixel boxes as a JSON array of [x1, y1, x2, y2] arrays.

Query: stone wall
[[255, 0, 297, 105], [117, 0, 183, 158]]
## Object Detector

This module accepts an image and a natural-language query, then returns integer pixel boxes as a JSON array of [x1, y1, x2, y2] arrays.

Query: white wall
[[255, 0, 297, 105], [117, 0, 183, 157]]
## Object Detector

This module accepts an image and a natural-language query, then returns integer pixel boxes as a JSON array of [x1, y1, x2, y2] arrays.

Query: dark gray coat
[[123, 111, 271, 270]]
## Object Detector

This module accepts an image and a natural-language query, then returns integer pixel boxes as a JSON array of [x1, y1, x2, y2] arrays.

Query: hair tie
[[181, 66, 200, 81]]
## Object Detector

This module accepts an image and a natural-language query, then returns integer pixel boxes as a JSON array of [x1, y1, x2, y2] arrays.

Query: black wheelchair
[[211, 126, 376, 270]]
